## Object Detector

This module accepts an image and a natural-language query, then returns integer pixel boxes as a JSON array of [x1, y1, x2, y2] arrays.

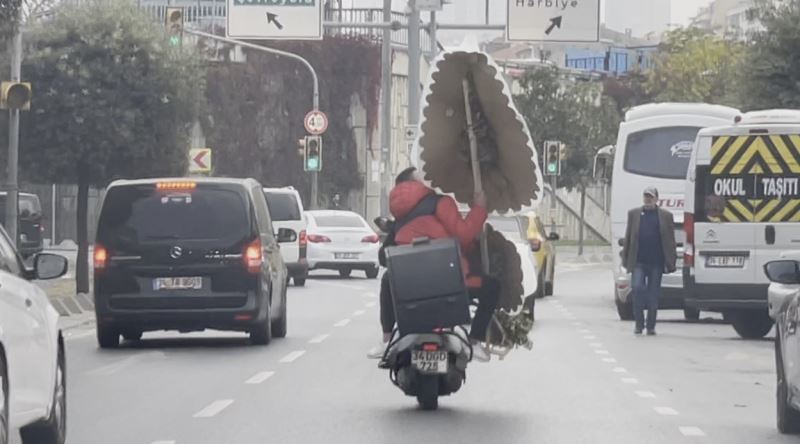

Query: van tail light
[[529, 239, 542, 252], [244, 239, 263, 273], [362, 234, 379, 243], [94, 245, 108, 270], [307, 234, 331, 243], [684, 212, 694, 267], [299, 230, 307, 247]]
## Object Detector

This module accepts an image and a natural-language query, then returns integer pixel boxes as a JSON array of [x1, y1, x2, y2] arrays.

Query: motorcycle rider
[[367, 167, 498, 362]]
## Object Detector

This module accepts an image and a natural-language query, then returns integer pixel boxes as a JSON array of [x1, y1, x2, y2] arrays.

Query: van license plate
[[412, 350, 448, 374], [706, 256, 745, 268], [154, 277, 202, 290], [335, 252, 359, 259]]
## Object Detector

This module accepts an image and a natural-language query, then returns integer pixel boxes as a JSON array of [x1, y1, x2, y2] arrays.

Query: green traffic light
[[307, 158, 319, 170], [547, 164, 557, 173], [169, 35, 181, 46]]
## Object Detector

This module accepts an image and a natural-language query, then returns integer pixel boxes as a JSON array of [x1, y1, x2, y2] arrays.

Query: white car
[[264, 187, 308, 286], [305, 210, 380, 279], [0, 225, 68, 444]]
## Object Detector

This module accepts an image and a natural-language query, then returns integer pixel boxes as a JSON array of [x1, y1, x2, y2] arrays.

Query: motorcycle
[[374, 217, 474, 410]]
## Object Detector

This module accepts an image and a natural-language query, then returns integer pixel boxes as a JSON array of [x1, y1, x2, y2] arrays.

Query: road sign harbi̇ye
[[507, 0, 600, 42], [227, 0, 322, 40]]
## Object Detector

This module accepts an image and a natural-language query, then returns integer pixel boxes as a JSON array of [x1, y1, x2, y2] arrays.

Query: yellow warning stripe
[[772, 199, 799, 222], [730, 199, 753, 220], [755, 199, 781, 222], [770, 135, 800, 174], [731, 137, 782, 174], [711, 136, 730, 158], [722, 208, 741, 222], [711, 136, 747, 175]]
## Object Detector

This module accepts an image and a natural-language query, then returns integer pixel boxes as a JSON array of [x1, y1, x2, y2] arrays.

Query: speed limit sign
[[304, 110, 329, 135]]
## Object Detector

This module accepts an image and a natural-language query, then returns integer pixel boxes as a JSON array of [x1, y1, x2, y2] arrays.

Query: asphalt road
[[11, 263, 795, 444]]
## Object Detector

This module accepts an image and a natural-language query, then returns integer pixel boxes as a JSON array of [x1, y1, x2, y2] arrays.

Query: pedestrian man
[[621, 186, 677, 335]]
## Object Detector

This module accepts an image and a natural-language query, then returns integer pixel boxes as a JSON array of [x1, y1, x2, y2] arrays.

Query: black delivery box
[[385, 238, 471, 336]]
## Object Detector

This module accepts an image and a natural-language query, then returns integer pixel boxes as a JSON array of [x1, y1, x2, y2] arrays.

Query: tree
[[514, 67, 621, 192], [740, 0, 800, 110], [16, 0, 204, 292], [645, 27, 744, 107]]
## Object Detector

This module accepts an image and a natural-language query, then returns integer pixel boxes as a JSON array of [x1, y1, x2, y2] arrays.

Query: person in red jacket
[[367, 167, 499, 362]]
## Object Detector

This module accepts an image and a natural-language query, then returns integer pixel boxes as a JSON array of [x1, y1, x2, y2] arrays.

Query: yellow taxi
[[520, 212, 559, 298]]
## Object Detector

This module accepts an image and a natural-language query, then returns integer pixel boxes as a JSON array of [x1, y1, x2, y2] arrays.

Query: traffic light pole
[[183, 28, 321, 208], [4, 11, 23, 245]]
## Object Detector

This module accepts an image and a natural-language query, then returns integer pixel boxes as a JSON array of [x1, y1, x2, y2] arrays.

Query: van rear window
[[264, 192, 301, 221], [97, 185, 250, 246], [624, 126, 701, 179]]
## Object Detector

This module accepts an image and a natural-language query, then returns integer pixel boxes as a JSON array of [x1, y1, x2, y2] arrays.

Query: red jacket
[[389, 181, 487, 287]]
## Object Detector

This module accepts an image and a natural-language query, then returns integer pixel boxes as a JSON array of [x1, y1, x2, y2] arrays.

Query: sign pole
[[4, 9, 22, 247]]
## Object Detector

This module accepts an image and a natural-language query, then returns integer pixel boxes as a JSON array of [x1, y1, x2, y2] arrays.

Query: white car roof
[[263, 186, 299, 194], [737, 109, 800, 126]]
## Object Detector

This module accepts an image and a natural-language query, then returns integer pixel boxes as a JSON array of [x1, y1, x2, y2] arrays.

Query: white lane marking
[[151, 441, 176, 444], [353, 310, 366, 316], [280, 351, 306, 363], [679, 426, 706, 437], [654, 407, 679, 416], [365, 302, 377, 308], [621, 378, 639, 384], [362, 291, 377, 299], [334, 319, 351, 327], [193, 400, 234, 418], [245, 371, 275, 385], [322, 281, 368, 290], [86, 352, 162, 376], [65, 329, 96, 341], [636, 391, 656, 399], [595, 350, 610, 355], [309, 334, 330, 344], [602, 357, 618, 363], [589, 343, 603, 348], [612, 367, 628, 373], [583, 335, 597, 340]]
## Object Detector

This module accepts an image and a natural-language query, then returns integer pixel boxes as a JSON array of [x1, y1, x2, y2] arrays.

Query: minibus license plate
[[154, 277, 202, 290], [706, 256, 745, 268]]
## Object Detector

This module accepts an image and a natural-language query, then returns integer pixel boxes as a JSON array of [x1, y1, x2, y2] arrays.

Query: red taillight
[[94, 245, 108, 270], [307, 234, 331, 243], [362, 234, 379, 243], [529, 239, 542, 252], [299, 230, 307, 247], [422, 343, 439, 352], [244, 239, 263, 273], [684, 212, 695, 267]]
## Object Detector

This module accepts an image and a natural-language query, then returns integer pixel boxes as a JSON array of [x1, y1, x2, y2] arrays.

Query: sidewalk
[[557, 245, 613, 264]]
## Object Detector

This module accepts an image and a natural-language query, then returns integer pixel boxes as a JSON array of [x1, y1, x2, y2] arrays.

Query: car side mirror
[[547, 232, 560, 241], [35, 253, 68, 280], [374, 217, 392, 234], [276, 228, 297, 243], [765, 260, 800, 285]]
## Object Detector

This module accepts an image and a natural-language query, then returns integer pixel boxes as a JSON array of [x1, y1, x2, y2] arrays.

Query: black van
[[93, 178, 292, 348], [0, 192, 44, 258]]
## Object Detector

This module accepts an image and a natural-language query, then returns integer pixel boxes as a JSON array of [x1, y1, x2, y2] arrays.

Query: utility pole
[[380, 0, 392, 215], [4, 10, 23, 247], [182, 28, 321, 208], [407, 0, 421, 158]]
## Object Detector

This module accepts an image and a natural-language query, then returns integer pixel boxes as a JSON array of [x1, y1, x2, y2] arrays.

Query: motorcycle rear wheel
[[416, 375, 439, 411]]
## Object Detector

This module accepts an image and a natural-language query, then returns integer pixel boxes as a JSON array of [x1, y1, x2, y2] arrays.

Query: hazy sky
[[669, 0, 715, 25]]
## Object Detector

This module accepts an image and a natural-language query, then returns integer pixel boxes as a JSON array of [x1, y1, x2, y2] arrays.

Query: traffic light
[[0, 81, 31, 110], [165, 7, 183, 46], [304, 135, 322, 172], [544, 141, 561, 176]]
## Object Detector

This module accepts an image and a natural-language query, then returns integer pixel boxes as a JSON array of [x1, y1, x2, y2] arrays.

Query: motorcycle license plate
[[412, 350, 448, 374]]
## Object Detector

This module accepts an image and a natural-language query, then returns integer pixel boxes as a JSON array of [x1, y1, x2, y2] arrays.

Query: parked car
[[0, 224, 68, 444], [93, 178, 291, 348], [305, 210, 380, 278], [263, 187, 308, 286], [521, 212, 559, 297], [0, 192, 45, 259], [765, 253, 800, 434]]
